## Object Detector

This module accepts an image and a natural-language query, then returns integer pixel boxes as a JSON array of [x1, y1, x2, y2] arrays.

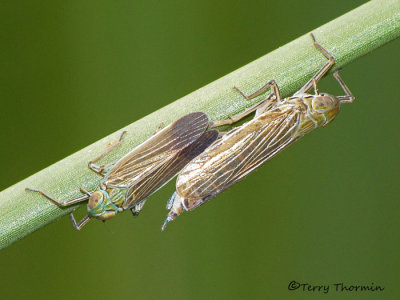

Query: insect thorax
[[295, 94, 341, 128]]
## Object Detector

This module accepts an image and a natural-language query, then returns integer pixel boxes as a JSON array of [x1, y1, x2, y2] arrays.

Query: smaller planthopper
[[162, 34, 355, 230], [27, 112, 219, 230]]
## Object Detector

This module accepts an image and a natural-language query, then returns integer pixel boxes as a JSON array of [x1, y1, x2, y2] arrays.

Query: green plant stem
[[1, 0, 399, 249]]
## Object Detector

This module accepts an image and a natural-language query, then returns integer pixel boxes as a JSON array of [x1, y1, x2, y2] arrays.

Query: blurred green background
[[1, 0, 399, 299]]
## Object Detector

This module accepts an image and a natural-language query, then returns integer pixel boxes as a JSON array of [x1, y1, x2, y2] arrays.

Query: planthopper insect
[[26, 112, 219, 230], [162, 34, 355, 230]]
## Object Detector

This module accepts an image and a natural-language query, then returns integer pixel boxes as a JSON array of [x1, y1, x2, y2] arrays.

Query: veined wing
[[177, 109, 301, 210], [104, 112, 210, 189], [123, 129, 219, 208]]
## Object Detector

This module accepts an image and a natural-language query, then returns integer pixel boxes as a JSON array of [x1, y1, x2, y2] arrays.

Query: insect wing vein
[[232, 111, 301, 182], [104, 112, 209, 188], [123, 129, 219, 208], [177, 110, 301, 208]]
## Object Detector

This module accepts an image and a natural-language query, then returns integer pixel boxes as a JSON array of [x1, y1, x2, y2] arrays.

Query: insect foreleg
[[296, 33, 335, 95], [333, 71, 355, 103], [69, 213, 91, 230], [88, 131, 127, 175]]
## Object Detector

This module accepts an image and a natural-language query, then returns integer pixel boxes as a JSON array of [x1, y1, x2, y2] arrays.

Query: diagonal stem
[[0, 0, 399, 250]]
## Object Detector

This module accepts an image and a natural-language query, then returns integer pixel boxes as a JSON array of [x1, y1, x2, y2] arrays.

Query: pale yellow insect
[[162, 34, 354, 230]]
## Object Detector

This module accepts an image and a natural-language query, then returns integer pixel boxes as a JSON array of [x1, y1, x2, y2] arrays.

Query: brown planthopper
[[26, 112, 219, 230], [162, 34, 355, 230]]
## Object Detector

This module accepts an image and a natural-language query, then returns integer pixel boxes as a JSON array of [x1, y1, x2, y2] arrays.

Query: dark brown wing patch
[[104, 112, 209, 188]]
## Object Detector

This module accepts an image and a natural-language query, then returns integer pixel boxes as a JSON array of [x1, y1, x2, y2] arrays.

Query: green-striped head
[[87, 190, 120, 221]]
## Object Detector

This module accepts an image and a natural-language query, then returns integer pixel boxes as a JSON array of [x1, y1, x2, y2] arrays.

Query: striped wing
[[123, 129, 219, 208], [176, 109, 302, 210], [104, 112, 209, 194]]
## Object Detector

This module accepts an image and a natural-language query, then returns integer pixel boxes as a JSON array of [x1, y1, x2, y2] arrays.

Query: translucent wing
[[177, 109, 302, 210], [123, 129, 219, 208], [103, 112, 210, 191]]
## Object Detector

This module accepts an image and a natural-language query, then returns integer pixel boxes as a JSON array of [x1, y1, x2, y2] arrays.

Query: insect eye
[[88, 191, 104, 209]]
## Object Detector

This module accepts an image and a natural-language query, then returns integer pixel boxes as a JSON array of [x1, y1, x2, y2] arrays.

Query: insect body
[[162, 34, 355, 230], [27, 112, 219, 230]]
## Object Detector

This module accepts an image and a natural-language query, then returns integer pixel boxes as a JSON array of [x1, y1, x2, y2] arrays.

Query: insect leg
[[210, 101, 265, 127], [210, 93, 277, 127], [312, 78, 319, 95], [25, 188, 89, 207], [233, 80, 282, 102], [88, 131, 127, 175], [130, 199, 147, 217], [80, 186, 91, 196], [296, 33, 335, 94], [333, 71, 355, 103], [211, 81, 281, 127], [69, 214, 91, 230], [151, 122, 165, 136]]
